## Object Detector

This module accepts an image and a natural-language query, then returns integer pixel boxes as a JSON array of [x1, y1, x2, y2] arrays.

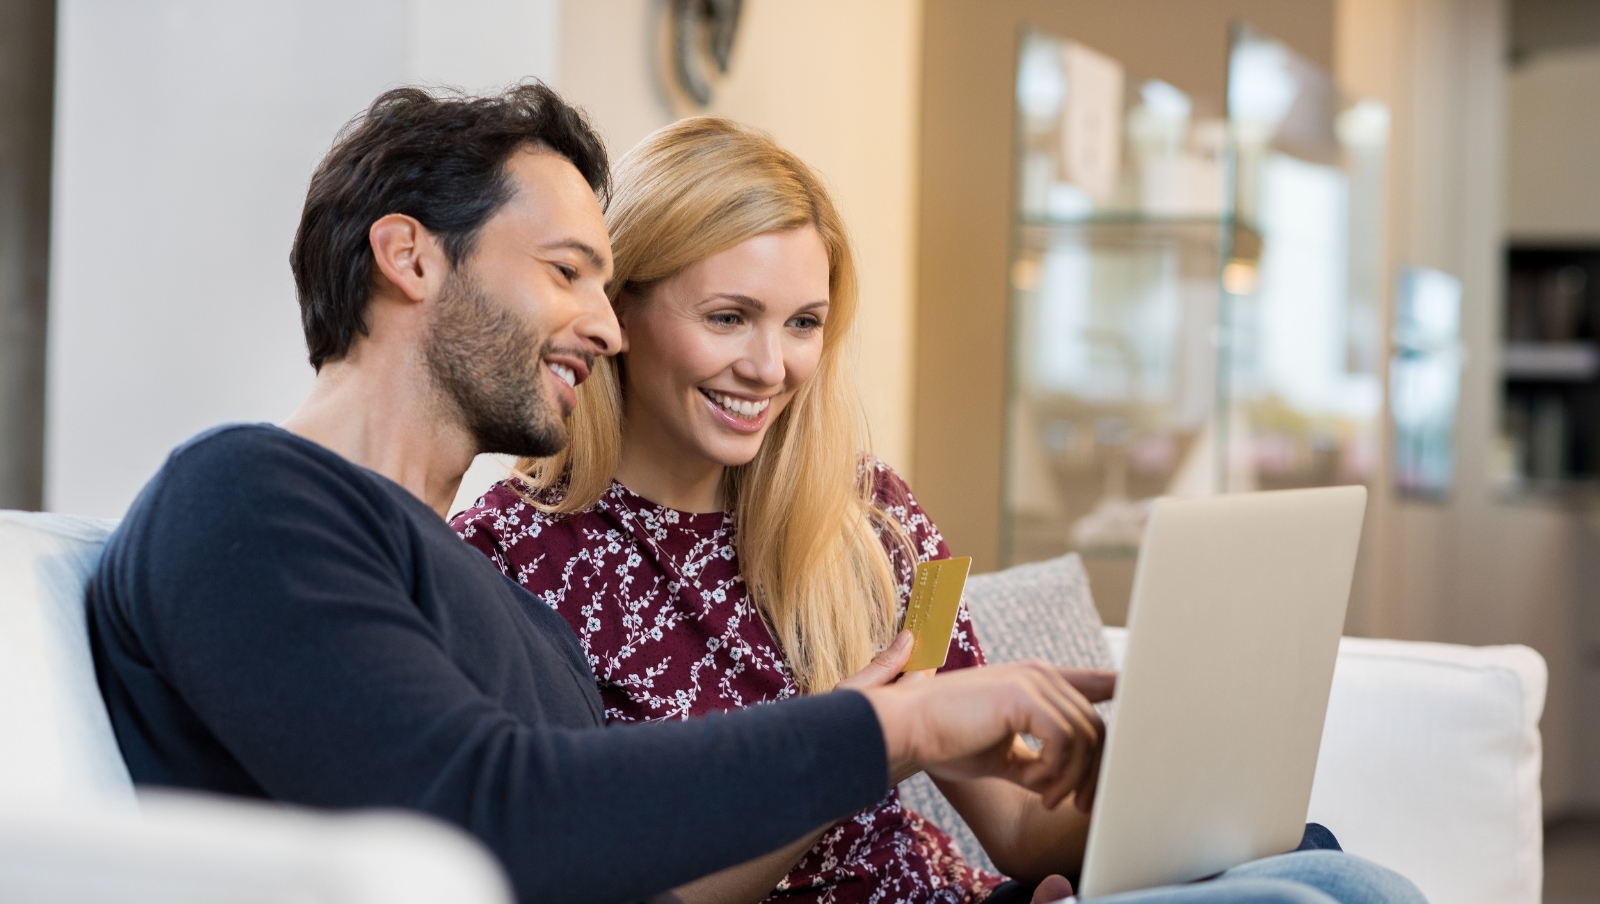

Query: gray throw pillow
[[895, 552, 1113, 876]]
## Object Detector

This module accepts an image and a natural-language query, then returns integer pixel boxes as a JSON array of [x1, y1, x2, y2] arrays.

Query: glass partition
[[1001, 25, 1388, 623], [1220, 24, 1387, 496]]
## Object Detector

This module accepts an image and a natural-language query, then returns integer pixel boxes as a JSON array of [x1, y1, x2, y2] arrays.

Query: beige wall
[[558, 0, 925, 478], [1506, 44, 1600, 241]]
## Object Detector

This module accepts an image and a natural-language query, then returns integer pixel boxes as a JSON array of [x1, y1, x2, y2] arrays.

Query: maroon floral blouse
[[452, 460, 1004, 904]]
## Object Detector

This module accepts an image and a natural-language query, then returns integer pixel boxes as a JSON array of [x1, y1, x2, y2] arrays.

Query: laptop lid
[[1076, 486, 1367, 899]]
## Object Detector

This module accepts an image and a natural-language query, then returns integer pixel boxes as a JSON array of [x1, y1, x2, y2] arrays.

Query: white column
[[47, 0, 558, 517]]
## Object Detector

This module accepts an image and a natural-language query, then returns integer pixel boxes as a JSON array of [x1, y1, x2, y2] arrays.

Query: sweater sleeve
[[101, 429, 887, 904]]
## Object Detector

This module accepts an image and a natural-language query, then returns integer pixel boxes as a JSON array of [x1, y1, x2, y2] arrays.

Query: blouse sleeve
[[868, 459, 987, 671]]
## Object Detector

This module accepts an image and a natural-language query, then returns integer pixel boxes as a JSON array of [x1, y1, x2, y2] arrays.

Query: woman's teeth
[[703, 389, 771, 419], [548, 363, 576, 388]]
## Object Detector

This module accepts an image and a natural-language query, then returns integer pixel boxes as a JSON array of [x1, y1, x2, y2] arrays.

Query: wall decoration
[[670, 0, 742, 106]]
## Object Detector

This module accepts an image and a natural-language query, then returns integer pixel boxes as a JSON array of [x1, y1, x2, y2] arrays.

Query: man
[[87, 84, 1112, 904]]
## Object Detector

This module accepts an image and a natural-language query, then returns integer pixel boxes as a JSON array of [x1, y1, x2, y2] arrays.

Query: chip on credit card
[[901, 556, 972, 673]]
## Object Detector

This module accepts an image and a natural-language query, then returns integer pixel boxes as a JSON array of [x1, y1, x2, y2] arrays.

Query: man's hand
[[857, 661, 1115, 811], [836, 631, 933, 784]]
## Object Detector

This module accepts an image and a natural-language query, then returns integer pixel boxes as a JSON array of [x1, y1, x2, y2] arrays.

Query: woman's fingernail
[[893, 630, 912, 650]]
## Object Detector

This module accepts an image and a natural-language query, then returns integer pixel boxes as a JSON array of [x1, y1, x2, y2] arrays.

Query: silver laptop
[[1076, 486, 1367, 899]]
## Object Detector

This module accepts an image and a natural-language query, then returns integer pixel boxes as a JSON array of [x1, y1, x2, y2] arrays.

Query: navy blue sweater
[[88, 425, 888, 904]]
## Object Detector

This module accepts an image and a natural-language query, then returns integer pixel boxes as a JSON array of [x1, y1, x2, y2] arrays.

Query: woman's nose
[[734, 328, 785, 386]]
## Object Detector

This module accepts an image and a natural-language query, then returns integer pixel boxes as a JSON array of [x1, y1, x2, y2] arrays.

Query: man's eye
[[557, 265, 578, 282]]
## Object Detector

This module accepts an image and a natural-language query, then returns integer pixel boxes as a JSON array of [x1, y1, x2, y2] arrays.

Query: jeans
[[988, 826, 1426, 904], [1086, 851, 1427, 904]]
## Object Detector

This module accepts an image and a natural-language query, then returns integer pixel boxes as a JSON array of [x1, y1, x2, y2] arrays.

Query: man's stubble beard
[[423, 267, 568, 459]]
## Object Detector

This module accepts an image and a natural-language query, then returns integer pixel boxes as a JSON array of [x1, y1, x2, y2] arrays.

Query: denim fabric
[[1088, 852, 1425, 904], [989, 826, 1421, 904], [1295, 823, 1343, 852]]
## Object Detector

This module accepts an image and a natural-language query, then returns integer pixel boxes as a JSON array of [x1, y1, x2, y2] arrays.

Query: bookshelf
[[1501, 245, 1600, 488]]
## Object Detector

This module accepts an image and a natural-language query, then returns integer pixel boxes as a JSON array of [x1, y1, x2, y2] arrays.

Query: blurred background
[[0, 0, 1597, 896]]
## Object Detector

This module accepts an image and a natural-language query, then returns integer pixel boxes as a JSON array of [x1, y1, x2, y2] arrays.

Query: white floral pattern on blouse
[[454, 459, 1001, 904]]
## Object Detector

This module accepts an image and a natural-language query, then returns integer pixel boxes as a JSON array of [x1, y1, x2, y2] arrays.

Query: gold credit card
[[901, 556, 972, 672]]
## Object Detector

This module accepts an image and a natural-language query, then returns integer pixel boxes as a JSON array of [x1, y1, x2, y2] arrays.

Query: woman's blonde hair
[[514, 117, 905, 692]]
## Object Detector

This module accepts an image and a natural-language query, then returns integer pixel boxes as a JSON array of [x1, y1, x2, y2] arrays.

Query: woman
[[453, 119, 1421, 904], [454, 116, 1086, 904]]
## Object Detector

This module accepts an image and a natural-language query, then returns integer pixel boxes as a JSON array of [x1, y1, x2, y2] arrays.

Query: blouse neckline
[[606, 480, 730, 531]]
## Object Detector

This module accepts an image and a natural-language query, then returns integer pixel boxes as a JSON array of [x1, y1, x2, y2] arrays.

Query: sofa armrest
[[1103, 626, 1547, 904], [0, 792, 511, 903]]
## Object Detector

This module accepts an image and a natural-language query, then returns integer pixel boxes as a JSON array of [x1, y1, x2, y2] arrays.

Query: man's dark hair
[[291, 82, 609, 370]]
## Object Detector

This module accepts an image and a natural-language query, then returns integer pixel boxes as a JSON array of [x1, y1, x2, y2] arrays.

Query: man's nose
[[575, 285, 622, 357]]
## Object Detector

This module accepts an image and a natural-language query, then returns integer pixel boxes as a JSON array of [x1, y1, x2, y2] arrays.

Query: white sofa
[[0, 511, 512, 903], [0, 511, 1547, 903]]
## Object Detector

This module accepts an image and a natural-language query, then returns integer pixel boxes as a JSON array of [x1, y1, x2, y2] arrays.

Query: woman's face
[[618, 226, 830, 470]]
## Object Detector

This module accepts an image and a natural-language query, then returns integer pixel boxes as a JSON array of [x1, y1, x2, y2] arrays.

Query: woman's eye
[[789, 315, 823, 331], [709, 312, 743, 326]]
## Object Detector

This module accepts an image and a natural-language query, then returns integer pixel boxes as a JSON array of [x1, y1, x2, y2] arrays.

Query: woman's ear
[[613, 289, 636, 354]]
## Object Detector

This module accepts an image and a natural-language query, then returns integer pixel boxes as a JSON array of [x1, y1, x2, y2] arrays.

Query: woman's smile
[[699, 387, 774, 433]]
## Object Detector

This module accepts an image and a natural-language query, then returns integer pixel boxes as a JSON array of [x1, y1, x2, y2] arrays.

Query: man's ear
[[369, 213, 444, 304]]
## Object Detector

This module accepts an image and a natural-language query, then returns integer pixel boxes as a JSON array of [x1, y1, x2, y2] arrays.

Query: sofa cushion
[[961, 552, 1116, 675], [897, 553, 1113, 874], [1307, 636, 1545, 904], [0, 511, 133, 806], [1105, 629, 1546, 904]]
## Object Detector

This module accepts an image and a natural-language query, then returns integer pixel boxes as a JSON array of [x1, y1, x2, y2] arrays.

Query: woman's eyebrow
[[703, 294, 830, 313], [706, 292, 766, 312]]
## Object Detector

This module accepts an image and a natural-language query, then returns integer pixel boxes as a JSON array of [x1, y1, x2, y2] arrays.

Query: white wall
[[47, 0, 559, 518], [1506, 44, 1600, 241]]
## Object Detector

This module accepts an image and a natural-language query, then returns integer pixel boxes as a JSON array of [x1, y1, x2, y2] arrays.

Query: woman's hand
[[933, 772, 1095, 885], [1032, 874, 1075, 904], [835, 630, 916, 691]]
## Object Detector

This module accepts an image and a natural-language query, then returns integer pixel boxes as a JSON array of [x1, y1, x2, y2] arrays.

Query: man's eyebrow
[[542, 239, 608, 270]]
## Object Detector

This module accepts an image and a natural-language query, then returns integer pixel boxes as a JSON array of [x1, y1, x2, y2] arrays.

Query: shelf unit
[[1500, 245, 1600, 487]]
